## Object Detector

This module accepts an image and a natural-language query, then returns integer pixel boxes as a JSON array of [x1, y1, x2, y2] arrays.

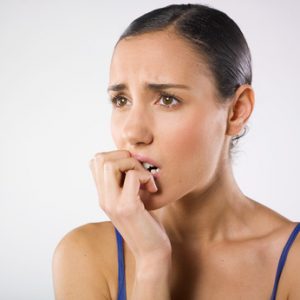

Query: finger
[[94, 149, 131, 160], [89, 158, 106, 204], [122, 169, 158, 200], [89, 150, 131, 205], [103, 157, 157, 200], [91, 149, 132, 182], [92, 149, 131, 185], [93, 149, 132, 186]]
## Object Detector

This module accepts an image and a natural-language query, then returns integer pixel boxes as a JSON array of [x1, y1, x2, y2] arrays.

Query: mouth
[[141, 162, 161, 178], [130, 153, 161, 178]]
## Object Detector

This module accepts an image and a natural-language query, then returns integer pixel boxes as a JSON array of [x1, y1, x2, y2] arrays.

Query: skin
[[52, 28, 300, 300]]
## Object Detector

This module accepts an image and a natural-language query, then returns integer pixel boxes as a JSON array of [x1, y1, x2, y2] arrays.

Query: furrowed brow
[[107, 82, 190, 93], [147, 83, 190, 91], [107, 83, 126, 92]]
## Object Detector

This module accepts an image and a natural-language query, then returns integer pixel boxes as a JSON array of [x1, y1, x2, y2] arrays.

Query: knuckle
[[126, 169, 137, 176], [120, 149, 131, 157], [128, 157, 142, 167], [126, 169, 144, 180], [103, 161, 114, 172], [95, 152, 106, 157], [130, 157, 142, 167], [94, 152, 106, 163]]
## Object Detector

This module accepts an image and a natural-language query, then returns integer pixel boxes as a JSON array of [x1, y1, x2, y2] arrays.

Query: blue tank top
[[114, 223, 300, 300]]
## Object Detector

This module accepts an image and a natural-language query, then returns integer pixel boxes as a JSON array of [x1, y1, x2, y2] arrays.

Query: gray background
[[1, 0, 299, 299]]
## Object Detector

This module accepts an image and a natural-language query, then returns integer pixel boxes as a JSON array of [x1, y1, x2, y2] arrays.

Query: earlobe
[[225, 84, 255, 136]]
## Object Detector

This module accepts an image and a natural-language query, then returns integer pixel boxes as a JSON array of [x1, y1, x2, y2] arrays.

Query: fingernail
[[152, 177, 158, 192]]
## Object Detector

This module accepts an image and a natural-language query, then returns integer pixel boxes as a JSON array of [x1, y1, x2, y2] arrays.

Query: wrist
[[135, 253, 172, 281]]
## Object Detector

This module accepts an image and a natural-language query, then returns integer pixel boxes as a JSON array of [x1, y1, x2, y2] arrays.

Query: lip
[[130, 153, 161, 180], [130, 152, 161, 169]]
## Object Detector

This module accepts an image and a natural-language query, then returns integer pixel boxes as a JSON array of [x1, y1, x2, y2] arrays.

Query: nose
[[121, 104, 153, 146]]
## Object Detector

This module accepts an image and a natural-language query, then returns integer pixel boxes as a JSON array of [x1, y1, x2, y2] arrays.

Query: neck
[[154, 162, 255, 245]]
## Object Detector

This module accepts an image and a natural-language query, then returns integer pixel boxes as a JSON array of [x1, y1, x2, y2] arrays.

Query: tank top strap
[[114, 227, 127, 300], [270, 222, 300, 300], [115, 223, 300, 300]]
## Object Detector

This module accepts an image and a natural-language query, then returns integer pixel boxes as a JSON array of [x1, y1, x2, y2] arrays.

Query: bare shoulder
[[52, 221, 117, 300], [246, 199, 300, 299], [278, 221, 300, 299], [253, 198, 300, 299]]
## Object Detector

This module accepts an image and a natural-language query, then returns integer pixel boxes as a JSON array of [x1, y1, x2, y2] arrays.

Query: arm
[[52, 226, 111, 300], [89, 151, 174, 299], [131, 252, 172, 300]]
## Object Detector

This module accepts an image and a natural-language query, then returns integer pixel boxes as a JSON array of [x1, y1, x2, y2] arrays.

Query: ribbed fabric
[[114, 223, 300, 300], [115, 227, 127, 300], [270, 222, 300, 300]]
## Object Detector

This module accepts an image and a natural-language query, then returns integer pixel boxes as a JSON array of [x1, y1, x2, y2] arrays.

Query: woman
[[52, 4, 300, 300]]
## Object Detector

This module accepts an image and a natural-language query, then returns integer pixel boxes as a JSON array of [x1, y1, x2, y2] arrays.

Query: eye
[[109, 93, 181, 109], [158, 93, 181, 108], [109, 95, 129, 108]]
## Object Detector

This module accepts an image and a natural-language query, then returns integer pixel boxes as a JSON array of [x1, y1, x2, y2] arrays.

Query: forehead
[[109, 30, 213, 87]]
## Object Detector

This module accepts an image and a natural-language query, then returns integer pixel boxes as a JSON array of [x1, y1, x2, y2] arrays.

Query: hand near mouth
[[89, 149, 172, 265]]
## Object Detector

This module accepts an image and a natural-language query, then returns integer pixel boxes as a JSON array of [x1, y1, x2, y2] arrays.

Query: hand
[[89, 150, 172, 262]]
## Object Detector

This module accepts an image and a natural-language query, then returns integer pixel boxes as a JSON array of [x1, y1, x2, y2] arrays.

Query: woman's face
[[108, 30, 229, 210]]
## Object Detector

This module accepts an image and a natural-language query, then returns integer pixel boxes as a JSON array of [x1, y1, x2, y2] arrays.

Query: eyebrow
[[107, 83, 190, 92]]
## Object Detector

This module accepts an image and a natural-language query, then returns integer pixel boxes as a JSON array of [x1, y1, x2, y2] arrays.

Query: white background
[[1, 0, 299, 299]]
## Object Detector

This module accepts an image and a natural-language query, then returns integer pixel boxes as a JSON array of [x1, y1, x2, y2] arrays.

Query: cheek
[[161, 111, 212, 159], [110, 114, 122, 147], [111, 122, 117, 144], [160, 110, 224, 186]]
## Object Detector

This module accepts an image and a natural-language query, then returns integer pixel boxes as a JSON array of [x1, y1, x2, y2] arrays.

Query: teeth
[[150, 168, 160, 174], [142, 162, 160, 174], [142, 162, 153, 169]]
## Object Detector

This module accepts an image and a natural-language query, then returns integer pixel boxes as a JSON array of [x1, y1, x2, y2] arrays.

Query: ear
[[226, 84, 255, 136]]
